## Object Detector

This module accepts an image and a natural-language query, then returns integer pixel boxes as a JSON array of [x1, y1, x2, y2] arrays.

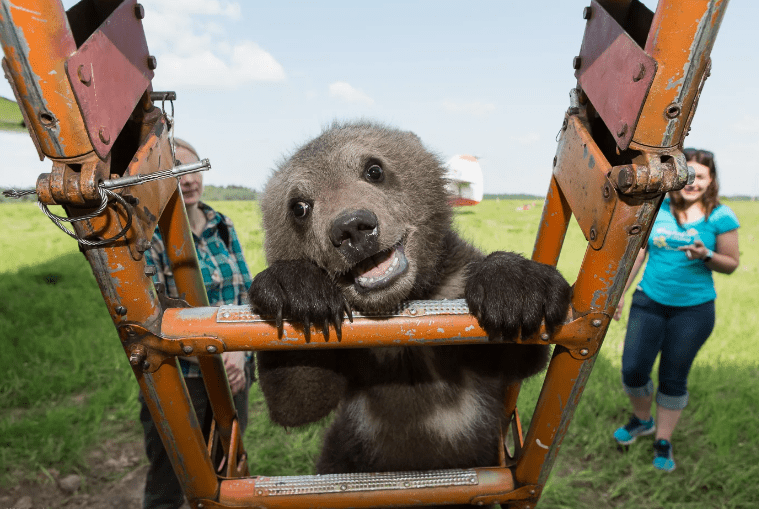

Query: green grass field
[[1, 199, 757, 508]]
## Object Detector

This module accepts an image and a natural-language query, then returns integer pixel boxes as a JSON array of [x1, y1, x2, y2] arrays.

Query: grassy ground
[[1, 199, 757, 507]]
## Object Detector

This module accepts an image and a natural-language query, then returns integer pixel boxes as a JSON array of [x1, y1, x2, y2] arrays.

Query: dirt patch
[[0, 438, 151, 509]]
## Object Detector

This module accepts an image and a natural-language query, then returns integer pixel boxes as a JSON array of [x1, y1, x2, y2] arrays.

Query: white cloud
[[329, 82, 375, 106], [141, 1, 284, 90], [441, 100, 496, 117]]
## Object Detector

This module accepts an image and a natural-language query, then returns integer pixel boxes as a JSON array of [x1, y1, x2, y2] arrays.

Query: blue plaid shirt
[[145, 202, 252, 376]]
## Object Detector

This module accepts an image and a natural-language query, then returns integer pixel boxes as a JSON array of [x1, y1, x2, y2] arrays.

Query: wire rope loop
[[37, 187, 133, 246]]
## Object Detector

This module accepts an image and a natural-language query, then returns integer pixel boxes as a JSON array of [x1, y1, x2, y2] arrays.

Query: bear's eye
[[291, 201, 311, 219], [365, 164, 384, 183]]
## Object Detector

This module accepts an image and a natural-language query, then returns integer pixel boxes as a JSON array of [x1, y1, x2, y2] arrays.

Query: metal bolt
[[583, 6, 592, 19], [617, 166, 635, 191], [540, 332, 550, 341], [182, 345, 193, 354], [206, 345, 217, 354], [592, 319, 602, 327], [579, 348, 589, 356], [129, 352, 142, 366], [603, 184, 611, 199], [134, 3, 145, 19], [136, 239, 152, 252], [144, 266, 157, 276], [98, 127, 110, 144], [409, 308, 417, 316], [589, 228, 597, 242], [77, 64, 91, 85], [142, 360, 150, 370], [147, 55, 157, 70], [573, 56, 582, 70], [628, 225, 642, 235], [633, 62, 646, 82], [617, 123, 628, 138], [115, 306, 127, 316], [125, 326, 136, 336]]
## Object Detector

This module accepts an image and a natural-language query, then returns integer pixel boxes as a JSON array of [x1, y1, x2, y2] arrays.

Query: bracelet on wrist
[[703, 249, 713, 263]]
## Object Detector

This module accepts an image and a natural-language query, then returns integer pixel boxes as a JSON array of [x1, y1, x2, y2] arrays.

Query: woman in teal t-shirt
[[612, 149, 740, 472]]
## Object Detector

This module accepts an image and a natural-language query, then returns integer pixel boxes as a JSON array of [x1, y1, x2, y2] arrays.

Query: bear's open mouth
[[352, 241, 409, 291]]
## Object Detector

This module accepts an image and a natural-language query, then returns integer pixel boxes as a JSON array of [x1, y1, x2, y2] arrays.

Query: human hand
[[222, 351, 247, 394], [678, 240, 709, 260], [613, 295, 625, 321]]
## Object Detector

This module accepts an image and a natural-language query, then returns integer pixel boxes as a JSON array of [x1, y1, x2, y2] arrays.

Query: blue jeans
[[621, 289, 715, 410]]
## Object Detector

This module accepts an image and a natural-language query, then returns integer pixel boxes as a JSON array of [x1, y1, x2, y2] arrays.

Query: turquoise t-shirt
[[639, 197, 739, 307]]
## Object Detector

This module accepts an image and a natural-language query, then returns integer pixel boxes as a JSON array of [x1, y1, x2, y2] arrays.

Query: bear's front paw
[[465, 251, 571, 341], [249, 260, 352, 341]]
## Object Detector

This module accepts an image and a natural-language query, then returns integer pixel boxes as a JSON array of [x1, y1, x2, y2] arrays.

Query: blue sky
[[1, 0, 757, 196]]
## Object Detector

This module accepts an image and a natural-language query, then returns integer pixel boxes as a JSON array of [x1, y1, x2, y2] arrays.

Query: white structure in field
[[444, 154, 484, 206]]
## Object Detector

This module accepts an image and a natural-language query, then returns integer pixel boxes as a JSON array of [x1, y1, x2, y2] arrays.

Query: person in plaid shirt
[[139, 138, 253, 509]]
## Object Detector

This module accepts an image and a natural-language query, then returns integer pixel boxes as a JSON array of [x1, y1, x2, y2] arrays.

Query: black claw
[[323, 318, 330, 342], [303, 317, 311, 343], [275, 307, 283, 330], [335, 319, 342, 342], [343, 299, 353, 322]]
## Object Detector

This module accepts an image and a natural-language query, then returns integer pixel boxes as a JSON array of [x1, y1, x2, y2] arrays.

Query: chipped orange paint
[[633, 0, 728, 149], [0, 0, 93, 158]]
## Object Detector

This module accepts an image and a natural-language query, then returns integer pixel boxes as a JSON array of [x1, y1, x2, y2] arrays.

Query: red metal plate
[[65, 0, 154, 160], [575, 0, 656, 150]]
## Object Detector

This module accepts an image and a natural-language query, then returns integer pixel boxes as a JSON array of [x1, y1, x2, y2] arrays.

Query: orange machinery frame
[[0, 0, 728, 507]]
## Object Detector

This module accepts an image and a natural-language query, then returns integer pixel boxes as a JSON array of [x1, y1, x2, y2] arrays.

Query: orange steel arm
[[1, 0, 729, 507]]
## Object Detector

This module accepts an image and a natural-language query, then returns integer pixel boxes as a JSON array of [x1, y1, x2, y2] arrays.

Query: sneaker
[[653, 439, 676, 472], [613, 414, 655, 445]]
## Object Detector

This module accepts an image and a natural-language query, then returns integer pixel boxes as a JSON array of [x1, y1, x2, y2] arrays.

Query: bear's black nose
[[330, 209, 380, 262]]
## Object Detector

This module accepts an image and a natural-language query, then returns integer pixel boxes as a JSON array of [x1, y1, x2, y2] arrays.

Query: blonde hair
[[174, 138, 200, 162]]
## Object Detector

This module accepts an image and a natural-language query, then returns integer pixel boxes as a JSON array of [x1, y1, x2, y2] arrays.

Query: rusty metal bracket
[[574, 0, 657, 151], [36, 152, 110, 206], [550, 312, 608, 360], [119, 322, 226, 374], [553, 114, 616, 251], [609, 150, 692, 195], [472, 484, 540, 508], [65, 0, 154, 160]]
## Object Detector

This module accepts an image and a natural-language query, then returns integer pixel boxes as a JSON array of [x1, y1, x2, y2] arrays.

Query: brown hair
[[669, 148, 720, 225]]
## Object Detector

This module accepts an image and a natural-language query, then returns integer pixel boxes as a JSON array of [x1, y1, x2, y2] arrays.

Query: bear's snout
[[329, 209, 380, 263]]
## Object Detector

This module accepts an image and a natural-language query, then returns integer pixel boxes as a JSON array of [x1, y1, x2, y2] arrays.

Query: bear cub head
[[260, 121, 454, 313]]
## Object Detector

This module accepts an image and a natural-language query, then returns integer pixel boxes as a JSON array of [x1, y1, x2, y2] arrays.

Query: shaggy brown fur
[[248, 121, 570, 508]]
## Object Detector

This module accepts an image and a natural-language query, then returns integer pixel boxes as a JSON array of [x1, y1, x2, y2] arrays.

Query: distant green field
[[0, 96, 25, 133], [0, 199, 757, 508]]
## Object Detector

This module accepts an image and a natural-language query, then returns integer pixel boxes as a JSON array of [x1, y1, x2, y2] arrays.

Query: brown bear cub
[[249, 121, 570, 501]]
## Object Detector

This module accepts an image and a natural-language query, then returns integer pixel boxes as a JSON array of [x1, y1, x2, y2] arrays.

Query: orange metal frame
[[1, 0, 728, 507]]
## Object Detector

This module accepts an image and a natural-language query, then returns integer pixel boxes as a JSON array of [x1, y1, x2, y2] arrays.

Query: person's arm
[[678, 229, 739, 274], [613, 247, 647, 321]]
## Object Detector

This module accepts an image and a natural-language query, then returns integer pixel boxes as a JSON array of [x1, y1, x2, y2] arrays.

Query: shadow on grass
[[0, 253, 141, 485]]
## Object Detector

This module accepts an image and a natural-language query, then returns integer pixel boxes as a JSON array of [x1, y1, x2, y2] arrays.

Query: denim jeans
[[621, 289, 715, 410]]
